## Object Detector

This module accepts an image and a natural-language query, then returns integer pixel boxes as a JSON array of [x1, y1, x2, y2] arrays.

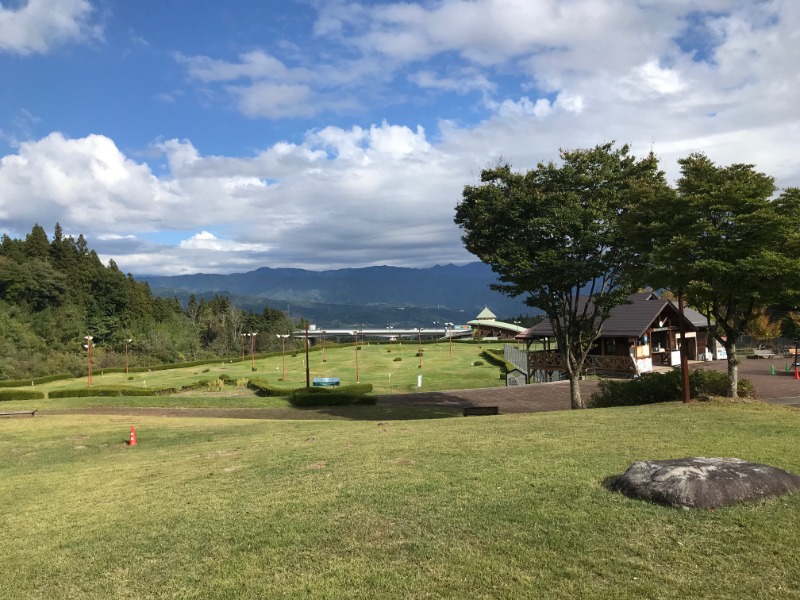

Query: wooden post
[[678, 291, 691, 404]]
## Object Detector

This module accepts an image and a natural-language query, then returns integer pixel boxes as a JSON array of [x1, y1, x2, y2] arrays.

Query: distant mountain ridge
[[141, 262, 536, 325]]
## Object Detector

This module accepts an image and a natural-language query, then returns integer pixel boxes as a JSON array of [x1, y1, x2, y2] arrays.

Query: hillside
[[141, 262, 537, 326]]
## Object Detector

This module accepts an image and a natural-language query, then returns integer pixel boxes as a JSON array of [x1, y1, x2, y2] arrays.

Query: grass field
[[20, 340, 511, 400], [1, 402, 799, 599]]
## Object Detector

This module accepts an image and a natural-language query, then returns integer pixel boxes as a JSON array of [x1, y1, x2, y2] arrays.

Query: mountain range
[[141, 262, 537, 327]]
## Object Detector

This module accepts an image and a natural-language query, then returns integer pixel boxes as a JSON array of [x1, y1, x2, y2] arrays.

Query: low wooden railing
[[527, 351, 636, 375]]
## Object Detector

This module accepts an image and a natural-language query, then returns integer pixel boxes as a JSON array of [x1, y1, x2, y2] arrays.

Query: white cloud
[[0, 0, 100, 55], [4, 1, 800, 276], [179, 231, 271, 253]]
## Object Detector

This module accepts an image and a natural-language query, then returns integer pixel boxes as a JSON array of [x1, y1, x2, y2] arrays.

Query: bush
[[481, 349, 514, 373], [472, 360, 484, 367], [394, 357, 402, 362], [0, 373, 73, 388], [290, 389, 374, 407], [206, 379, 224, 392], [218, 373, 232, 382], [0, 389, 45, 402], [247, 379, 287, 397], [588, 369, 756, 408], [48, 386, 176, 398]]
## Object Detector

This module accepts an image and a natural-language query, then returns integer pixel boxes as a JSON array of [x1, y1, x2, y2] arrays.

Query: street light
[[445, 322, 454, 356], [277, 334, 289, 380], [244, 332, 257, 369], [417, 327, 423, 369], [353, 330, 360, 383], [321, 330, 327, 363], [124, 338, 132, 374], [83, 335, 93, 387]]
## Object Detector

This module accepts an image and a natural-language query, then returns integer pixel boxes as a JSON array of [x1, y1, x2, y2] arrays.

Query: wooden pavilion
[[514, 292, 711, 380]]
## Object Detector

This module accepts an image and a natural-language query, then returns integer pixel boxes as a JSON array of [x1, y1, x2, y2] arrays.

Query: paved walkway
[[376, 379, 595, 413]]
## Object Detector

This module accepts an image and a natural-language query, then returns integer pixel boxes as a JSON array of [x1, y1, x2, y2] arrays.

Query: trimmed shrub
[[289, 390, 375, 407], [48, 387, 176, 398], [481, 349, 514, 374], [0, 389, 45, 401], [0, 373, 73, 388], [288, 382, 374, 407], [218, 373, 232, 382], [247, 379, 287, 397], [589, 369, 756, 408], [393, 357, 402, 362], [472, 360, 484, 367]]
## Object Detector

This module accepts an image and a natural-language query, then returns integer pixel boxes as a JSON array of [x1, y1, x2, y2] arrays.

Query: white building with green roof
[[467, 307, 527, 340]]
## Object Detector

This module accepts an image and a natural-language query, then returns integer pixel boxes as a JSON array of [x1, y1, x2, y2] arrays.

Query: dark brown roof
[[516, 292, 699, 340]]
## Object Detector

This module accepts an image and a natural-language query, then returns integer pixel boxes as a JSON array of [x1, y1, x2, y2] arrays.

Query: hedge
[[246, 380, 373, 399], [480, 349, 515, 373], [48, 386, 178, 398], [247, 379, 287, 397], [588, 369, 756, 408], [0, 373, 73, 388], [289, 390, 376, 407], [0, 390, 45, 402]]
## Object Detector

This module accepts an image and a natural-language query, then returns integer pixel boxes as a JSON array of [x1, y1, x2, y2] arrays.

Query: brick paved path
[[376, 379, 599, 413]]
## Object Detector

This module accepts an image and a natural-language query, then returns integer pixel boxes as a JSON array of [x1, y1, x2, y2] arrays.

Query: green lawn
[[20, 340, 511, 400], [1, 402, 798, 599]]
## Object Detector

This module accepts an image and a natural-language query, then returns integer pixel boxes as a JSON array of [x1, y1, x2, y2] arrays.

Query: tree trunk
[[569, 375, 584, 409], [726, 342, 739, 398]]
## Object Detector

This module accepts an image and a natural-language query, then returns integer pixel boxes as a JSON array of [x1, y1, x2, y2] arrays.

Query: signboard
[[506, 368, 528, 386]]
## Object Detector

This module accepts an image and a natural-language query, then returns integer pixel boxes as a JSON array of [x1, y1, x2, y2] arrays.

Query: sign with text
[[506, 368, 528, 386]]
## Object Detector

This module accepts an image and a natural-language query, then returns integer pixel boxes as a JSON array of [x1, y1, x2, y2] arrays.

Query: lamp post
[[353, 330, 360, 383], [277, 334, 289, 380], [305, 323, 310, 388], [125, 338, 132, 374], [245, 332, 257, 369], [321, 330, 327, 363], [84, 335, 93, 387], [418, 327, 423, 369], [445, 322, 454, 357], [240, 333, 246, 362]]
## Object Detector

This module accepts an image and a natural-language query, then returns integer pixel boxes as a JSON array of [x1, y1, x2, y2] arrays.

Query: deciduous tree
[[455, 143, 667, 408]]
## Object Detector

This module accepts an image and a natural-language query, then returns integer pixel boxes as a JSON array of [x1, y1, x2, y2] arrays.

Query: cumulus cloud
[[3, 1, 800, 275], [0, 0, 100, 55]]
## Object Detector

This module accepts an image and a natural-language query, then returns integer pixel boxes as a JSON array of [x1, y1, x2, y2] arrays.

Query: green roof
[[474, 307, 497, 320]]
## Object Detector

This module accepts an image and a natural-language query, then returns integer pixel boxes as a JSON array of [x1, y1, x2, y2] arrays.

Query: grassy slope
[[6, 341, 509, 402], [1, 402, 798, 599]]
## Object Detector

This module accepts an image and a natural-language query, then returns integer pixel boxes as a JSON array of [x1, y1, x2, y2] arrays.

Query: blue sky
[[1, 0, 798, 275]]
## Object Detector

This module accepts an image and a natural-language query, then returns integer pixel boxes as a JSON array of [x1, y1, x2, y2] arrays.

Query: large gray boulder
[[611, 457, 800, 509]]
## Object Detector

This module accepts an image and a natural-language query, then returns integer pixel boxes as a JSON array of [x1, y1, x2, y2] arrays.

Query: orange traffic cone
[[129, 425, 138, 446], [795, 367, 799, 380]]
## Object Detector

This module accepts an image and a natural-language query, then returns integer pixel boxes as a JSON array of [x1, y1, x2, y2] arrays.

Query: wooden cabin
[[515, 292, 711, 380]]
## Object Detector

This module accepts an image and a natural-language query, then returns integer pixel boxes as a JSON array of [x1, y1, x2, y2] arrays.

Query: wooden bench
[[463, 406, 499, 417], [752, 349, 776, 359], [0, 409, 37, 418]]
